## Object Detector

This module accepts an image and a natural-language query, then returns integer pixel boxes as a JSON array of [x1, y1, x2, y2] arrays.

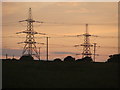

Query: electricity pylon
[[81, 24, 93, 58], [16, 8, 45, 60], [73, 24, 99, 59]]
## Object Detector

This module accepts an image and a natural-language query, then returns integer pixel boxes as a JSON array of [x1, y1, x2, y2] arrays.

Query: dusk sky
[[2, 2, 118, 62]]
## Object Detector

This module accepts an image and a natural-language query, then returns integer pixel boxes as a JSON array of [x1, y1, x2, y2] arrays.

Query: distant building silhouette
[[106, 54, 120, 63], [64, 56, 75, 62]]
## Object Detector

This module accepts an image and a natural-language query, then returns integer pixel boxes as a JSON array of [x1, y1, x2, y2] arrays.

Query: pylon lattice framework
[[81, 24, 93, 58], [17, 8, 43, 60]]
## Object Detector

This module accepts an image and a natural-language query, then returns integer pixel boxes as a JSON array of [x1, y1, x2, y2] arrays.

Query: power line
[[2, 20, 117, 26]]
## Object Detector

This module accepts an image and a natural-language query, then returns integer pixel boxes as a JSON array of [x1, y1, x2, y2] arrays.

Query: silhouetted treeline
[[64, 56, 75, 62], [76, 56, 93, 62], [53, 56, 93, 62], [53, 58, 62, 62], [3, 54, 120, 63], [106, 54, 120, 63]]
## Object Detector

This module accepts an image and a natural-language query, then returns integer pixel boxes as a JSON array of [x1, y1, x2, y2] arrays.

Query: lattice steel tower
[[16, 8, 44, 60], [81, 24, 93, 58]]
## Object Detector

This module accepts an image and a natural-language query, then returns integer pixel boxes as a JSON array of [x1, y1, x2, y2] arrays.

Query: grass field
[[2, 60, 119, 88]]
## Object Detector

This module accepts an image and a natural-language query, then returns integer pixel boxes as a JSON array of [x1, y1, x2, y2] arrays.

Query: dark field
[[2, 60, 119, 88]]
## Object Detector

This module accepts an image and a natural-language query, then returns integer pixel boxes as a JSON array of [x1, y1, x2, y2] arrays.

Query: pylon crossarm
[[16, 32, 23, 34], [38, 33, 46, 35], [35, 21, 44, 23], [83, 34, 91, 36], [81, 44, 93, 46], [82, 53, 92, 55], [76, 35, 83, 37], [19, 19, 43, 24], [74, 45, 81, 47], [22, 31, 38, 34], [16, 31, 46, 35], [26, 19, 35, 22], [19, 20, 27, 22], [23, 41, 36, 44], [91, 35, 98, 37]]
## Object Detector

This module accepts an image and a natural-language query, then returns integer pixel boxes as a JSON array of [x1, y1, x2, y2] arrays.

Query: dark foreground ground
[[2, 60, 119, 88]]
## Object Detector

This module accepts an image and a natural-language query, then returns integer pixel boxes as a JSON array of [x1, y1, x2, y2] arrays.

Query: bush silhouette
[[76, 59, 83, 62], [12, 58, 17, 61], [76, 56, 93, 62], [19, 55, 34, 61], [53, 58, 62, 62], [82, 56, 93, 62], [106, 54, 120, 63], [4, 58, 11, 61], [64, 56, 75, 62]]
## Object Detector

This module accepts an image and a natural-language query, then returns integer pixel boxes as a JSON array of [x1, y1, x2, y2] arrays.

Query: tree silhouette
[[19, 55, 34, 61], [64, 56, 75, 62], [76, 56, 93, 62], [53, 58, 62, 62], [106, 54, 120, 63]]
